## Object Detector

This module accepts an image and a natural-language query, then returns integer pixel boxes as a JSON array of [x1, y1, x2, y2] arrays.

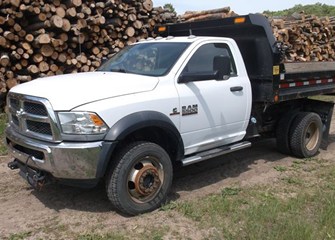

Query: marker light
[[234, 17, 246, 24], [158, 26, 167, 32]]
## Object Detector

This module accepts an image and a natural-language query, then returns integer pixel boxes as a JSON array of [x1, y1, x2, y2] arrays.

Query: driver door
[[175, 41, 251, 155]]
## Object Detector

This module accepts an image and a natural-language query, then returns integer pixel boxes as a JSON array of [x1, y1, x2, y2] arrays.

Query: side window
[[183, 43, 237, 76]]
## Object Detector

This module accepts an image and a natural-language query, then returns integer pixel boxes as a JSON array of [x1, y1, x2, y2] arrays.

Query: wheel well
[[108, 126, 183, 171]]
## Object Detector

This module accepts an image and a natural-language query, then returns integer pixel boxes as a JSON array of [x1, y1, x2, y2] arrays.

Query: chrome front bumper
[[5, 126, 103, 180]]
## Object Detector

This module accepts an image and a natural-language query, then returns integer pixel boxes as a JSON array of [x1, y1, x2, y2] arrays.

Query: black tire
[[106, 141, 173, 216], [289, 112, 323, 158], [276, 111, 300, 155]]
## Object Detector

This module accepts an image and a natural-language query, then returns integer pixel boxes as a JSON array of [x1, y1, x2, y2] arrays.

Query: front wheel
[[106, 141, 173, 215]]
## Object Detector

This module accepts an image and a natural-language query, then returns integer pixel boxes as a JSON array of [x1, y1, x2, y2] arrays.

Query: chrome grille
[[26, 120, 53, 135], [24, 102, 48, 116], [7, 93, 61, 142]]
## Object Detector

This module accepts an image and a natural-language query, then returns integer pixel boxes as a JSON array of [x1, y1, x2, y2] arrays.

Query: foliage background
[[264, 3, 335, 16]]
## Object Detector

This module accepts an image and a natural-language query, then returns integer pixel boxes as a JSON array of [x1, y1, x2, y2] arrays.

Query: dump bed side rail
[[278, 62, 335, 101]]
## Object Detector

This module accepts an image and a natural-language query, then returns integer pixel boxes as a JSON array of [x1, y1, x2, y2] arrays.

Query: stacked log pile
[[270, 14, 335, 62], [179, 7, 238, 22], [0, 0, 177, 94]]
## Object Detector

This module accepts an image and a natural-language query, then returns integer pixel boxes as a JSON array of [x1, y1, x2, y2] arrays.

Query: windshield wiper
[[110, 68, 127, 73]]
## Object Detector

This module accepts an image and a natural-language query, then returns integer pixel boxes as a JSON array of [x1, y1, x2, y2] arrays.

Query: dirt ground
[[1, 114, 335, 239]]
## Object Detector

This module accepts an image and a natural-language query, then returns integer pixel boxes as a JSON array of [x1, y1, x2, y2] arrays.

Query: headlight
[[58, 112, 108, 135]]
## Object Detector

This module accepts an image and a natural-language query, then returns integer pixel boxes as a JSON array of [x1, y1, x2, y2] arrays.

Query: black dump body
[[157, 14, 335, 103]]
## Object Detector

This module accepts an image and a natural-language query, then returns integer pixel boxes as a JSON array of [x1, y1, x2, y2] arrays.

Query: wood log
[[40, 44, 54, 57], [62, 19, 71, 32], [182, 7, 231, 20], [10, 0, 21, 8], [21, 42, 31, 51], [66, 7, 77, 18], [6, 78, 18, 89], [36, 33, 51, 44], [33, 53, 44, 63], [0, 54, 10, 67], [4, 31, 15, 41], [0, 36, 8, 47], [38, 61, 49, 72], [125, 26, 135, 37], [27, 64, 39, 74], [50, 64, 59, 72], [16, 75, 32, 81], [50, 15, 63, 28], [56, 7, 66, 18], [25, 34, 34, 42], [133, 20, 143, 29]]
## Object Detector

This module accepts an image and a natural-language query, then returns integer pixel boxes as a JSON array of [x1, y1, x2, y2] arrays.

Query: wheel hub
[[306, 122, 319, 151], [134, 165, 161, 196]]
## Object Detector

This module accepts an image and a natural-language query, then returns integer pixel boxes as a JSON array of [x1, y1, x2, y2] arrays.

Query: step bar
[[181, 141, 251, 166]]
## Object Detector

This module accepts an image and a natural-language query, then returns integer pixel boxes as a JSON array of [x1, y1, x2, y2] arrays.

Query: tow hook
[[24, 171, 46, 191], [8, 159, 47, 191], [8, 161, 19, 170]]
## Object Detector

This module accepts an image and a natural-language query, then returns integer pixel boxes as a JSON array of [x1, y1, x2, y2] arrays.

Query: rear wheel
[[276, 111, 299, 155], [106, 141, 173, 215], [289, 112, 323, 158]]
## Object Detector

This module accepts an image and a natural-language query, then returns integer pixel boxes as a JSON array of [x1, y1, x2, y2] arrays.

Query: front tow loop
[[8, 158, 48, 191], [8, 160, 19, 170]]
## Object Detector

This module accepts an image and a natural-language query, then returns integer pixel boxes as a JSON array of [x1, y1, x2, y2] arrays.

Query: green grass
[[309, 95, 335, 102], [8, 231, 32, 240], [274, 165, 287, 172], [0, 113, 8, 155], [78, 233, 126, 240], [77, 226, 169, 240], [166, 161, 335, 240]]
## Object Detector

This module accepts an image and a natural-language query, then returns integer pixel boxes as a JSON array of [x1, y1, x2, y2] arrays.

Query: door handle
[[230, 86, 243, 92]]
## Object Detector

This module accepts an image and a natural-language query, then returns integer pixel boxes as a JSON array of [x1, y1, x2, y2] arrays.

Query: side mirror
[[178, 71, 218, 83], [213, 55, 231, 80]]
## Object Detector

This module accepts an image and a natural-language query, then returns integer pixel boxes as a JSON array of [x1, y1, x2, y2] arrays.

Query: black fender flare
[[96, 111, 184, 178], [105, 111, 182, 143]]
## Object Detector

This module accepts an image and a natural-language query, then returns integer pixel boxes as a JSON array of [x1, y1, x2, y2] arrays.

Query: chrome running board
[[181, 141, 251, 166]]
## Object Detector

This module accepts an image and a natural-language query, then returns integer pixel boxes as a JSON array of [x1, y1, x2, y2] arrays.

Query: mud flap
[[303, 99, 335, 150]]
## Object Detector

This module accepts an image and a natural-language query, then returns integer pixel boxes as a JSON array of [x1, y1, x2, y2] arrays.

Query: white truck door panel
[[176, 41, 251, 155]]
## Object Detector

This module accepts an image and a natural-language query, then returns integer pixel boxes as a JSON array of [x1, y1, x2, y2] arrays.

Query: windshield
[[97, 42, 190, 76]]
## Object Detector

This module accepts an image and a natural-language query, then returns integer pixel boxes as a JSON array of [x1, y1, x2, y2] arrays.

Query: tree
[[264, 3, 335, 17], [163, 3, 176, 15]]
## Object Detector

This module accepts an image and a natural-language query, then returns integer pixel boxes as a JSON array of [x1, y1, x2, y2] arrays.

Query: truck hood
[[10, 72, 159, 110]]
